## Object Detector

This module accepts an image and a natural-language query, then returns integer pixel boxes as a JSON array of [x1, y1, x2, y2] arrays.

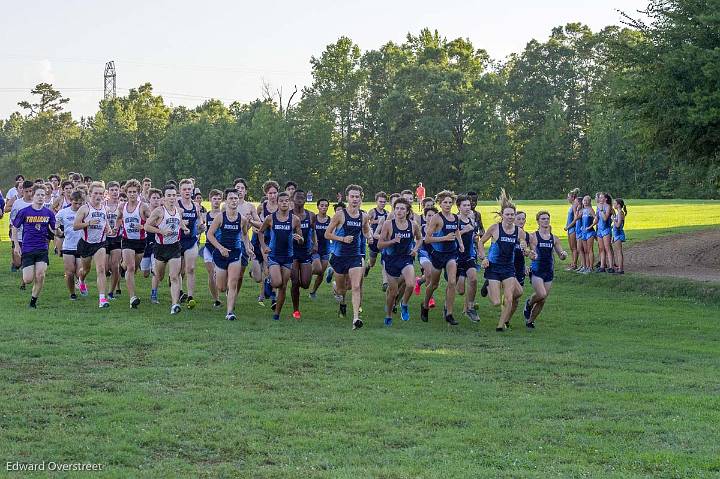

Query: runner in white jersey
[[104, 181, 123, 299], [144, 184, 189, 315], [117, 179, 151, 309], [73, 181, 112, 308], [55, 190, 85, 300]]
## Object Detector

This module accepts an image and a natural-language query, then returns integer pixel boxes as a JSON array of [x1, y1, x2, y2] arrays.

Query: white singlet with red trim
[[84, 202, 108, 244], [122, 202, 145, 240], [156, 206, 181, 245]]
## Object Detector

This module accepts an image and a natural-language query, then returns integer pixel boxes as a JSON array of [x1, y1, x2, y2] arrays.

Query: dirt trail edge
[[624, 228, 720, 282]]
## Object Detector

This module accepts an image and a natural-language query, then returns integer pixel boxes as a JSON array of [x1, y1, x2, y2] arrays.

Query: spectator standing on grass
[[415, 182, 426, 211]]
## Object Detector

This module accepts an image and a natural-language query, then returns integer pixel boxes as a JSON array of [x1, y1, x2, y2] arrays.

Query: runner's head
[[69, 191, 84, 210], [277, 191, 290, 211], [582, 195, 592, 208], [316, 198, 329, 215], [423, 206, 438, 222], [400, 189, 413, 203], [162, 184, 177, 208], [393, 197, 411, 220], [142, 178, 152, 190], [263, 180, 279, 203], [31, 184, 46, 207], [389, 193, 400, 208], [614, 198, 627, 216], [535, 210, 550, 228], [224, 188, 239, 210], [567, 188, 580, 203], [61, 180, 73, 197], [375, 191, 387, 209], [107, 181, 120, 201], [466, 191, 478, 209], [125, 179, 141, 202], [70, 173, 82, 187], [603, 192, 613, 207], [293, 189, 307, 208], [148, 188, 162, 209], [234, 178, 248, 199], [515, 210, 526, 228], [48, 174, 60, 187], [285, 181, 297, 197], [179, 179, 194, 200], [15, 174, 25, 187], [456, 194, 471, 215], [21, 180, 34, 200], [89, 181, 105, 206], [83, 175, 92, 185], [495, 188, 516, 224], [345, 184, 363, 208], [421, 197, 434, 209], [209, 189, 223, 209], [435, 190, 456, 213]]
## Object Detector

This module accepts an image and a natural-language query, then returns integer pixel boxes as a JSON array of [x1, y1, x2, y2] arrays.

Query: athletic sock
[[151, 288, 158, 296]]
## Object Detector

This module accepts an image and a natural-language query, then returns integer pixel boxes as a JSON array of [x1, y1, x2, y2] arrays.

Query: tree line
[[1, 0, 718, 199]]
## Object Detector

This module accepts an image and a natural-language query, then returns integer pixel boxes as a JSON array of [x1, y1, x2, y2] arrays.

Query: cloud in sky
[[38, 59, 55, 84]]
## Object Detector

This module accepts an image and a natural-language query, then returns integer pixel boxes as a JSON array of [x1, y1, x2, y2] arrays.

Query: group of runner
[[2, 173, 626, 331]]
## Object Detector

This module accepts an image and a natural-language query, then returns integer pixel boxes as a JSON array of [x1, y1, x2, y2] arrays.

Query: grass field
[[1, 200, 719, 477]]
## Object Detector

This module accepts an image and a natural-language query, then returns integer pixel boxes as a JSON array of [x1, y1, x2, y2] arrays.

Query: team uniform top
[[419, 216, 433, 255], [384, 219, 414, 257], [217, 212, 244, 251], [178, 200, 199, 246], [612, 214, 626, 241], [369, 208, 387, 252], [12, 205, 55, 254], [156, 207, 181, 245], [581, 208, 595, 238], [293, 210, 313, 259], [332, 209, 364, 257], [514, 231, 531, 275], [566, 206, 576, 234], [121, 203, 146, 240], [269, 212, 294, 263], [457, 216, 476, 262], [105, 202, 120, 238], [531, 232, 554, 274], [205, 211, 218, 253], [487, 224, 519, 274], [430, 213, 459, 253], [83, 203, 108, 244], [56, 207, 82, 251], [597, 205, 611, 236], [314, 216, 331, 257]]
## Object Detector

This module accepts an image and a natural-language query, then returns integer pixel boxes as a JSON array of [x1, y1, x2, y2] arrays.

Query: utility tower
[[104, 61, 116, 100]]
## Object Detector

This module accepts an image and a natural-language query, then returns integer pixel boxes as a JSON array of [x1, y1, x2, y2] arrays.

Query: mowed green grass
[[1, 202, 719, 477]]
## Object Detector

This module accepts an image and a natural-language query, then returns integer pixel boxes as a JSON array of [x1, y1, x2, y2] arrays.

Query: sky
[[0, 0, 649, 119]]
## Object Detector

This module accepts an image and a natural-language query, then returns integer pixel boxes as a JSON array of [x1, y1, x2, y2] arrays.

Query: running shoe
[[257, 296, 265, 306], [151, 293, 160, 304], [79, 283, 88, 296], [187, 298, 197, 309], [400, 304, 410, 321], [130, 296, 141, 309], [480, 279, 489, 297], [428, 297, 436, 308], [420, 305, 429, 322], [325, 268, 334, 283], [526, 320, 535, 329], [107, 292, 115, 300], [384, 317, 392, 327], [271, 299, 278, 312], [606, 268, 615, 274], [214, 300, 223, 308], [308, 291, 317, 300], [170, 304, 181, 315], [272, 313, 280, 321], [414, 277, 421, 295], [445, 313, 459, 326], [70, 293, 78, 301], [352, 318, 363, 330], [99, 298, 110, 309], [115, 289, 122, 296], [226, 312, 237, 321], [523, 298, 532, 320], [19, 282, 26, 291], [179, 292, 188, 303], [339, 303, 347, 318], [466, 308, 479, 323], [292, 310, 301, 320], [29, 300, 37, 309]]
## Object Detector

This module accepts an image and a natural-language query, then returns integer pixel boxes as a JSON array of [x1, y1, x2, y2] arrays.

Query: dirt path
[[624, 228, 720, 282]]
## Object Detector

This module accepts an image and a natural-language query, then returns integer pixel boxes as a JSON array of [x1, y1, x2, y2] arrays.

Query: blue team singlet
[[531, 230, 555, 282], [269, 212, 294, 263], [314, 215, 331, 257], [431, 213, 459, 253], [334, 209, 364, 257]]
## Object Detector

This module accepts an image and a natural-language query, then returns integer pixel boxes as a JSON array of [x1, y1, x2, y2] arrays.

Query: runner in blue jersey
[[455, 195, 480, 323], [366, 191, 388, 286], [177, 178, 206, 309], [611, 198, 627, 274], [202, 189, 223, 308], [290, 189, 315, 320], [591, 192, 612, 272], [206, 189, 254, 321], [477, 189, 532, 332], [309, 198, 331, 298], [414, 206, 438, 307], [376, 197, 422, 326], [421, 190, 463, 326], [259, 191, 303, 321], [253, 180, 279, 307], [325, 184, 372, 330], [523, 211, 567, 328]]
